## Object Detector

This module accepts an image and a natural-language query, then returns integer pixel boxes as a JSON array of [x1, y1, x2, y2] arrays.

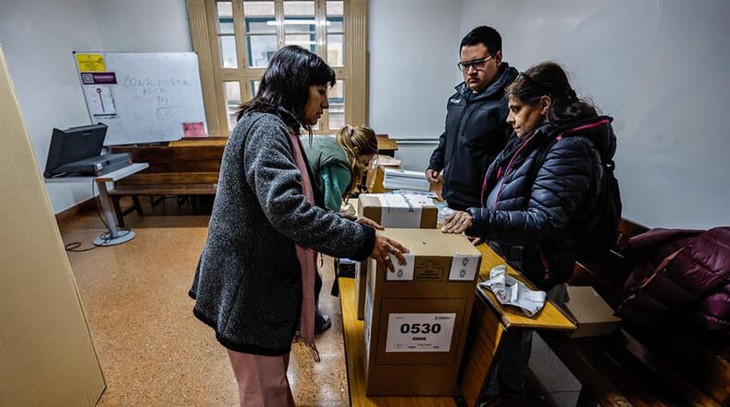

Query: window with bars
[[187, 0, 367, 136]]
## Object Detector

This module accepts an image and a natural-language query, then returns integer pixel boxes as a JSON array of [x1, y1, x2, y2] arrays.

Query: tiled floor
[[62, 200, 348, 407], [61, 197, 583, 406]]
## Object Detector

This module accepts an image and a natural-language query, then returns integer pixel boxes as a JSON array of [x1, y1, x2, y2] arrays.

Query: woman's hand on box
[[371, 236, 408, 272], [442, 211, 473, 234]]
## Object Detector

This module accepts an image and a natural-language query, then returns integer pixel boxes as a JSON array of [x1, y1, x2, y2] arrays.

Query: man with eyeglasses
[[426, 26, 518, 211]]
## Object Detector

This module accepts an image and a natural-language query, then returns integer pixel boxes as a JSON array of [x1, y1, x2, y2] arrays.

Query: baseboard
[[55, 198, 98, 230]]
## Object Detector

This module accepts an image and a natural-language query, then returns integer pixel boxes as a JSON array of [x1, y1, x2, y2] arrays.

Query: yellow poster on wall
[[75, 53, 106, 72]]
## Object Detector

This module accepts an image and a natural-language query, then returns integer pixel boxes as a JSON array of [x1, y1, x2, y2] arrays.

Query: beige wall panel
[[0, 46, 105, 407]]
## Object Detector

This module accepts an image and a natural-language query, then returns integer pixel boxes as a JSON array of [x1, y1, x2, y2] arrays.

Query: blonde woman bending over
[[301, 125, 380, 333], [302, 125, 378, 212]]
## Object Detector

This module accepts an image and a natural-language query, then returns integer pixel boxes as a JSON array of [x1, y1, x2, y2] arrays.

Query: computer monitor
[[44, 123, 107, 178]]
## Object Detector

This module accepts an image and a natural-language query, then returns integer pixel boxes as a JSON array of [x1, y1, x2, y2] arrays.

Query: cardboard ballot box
[[362, 229, 482, 396], [355, 193, 438, 320], [358, 193, 438, 229], [564, 285, 621, 338], [353, 260, 367, 320]]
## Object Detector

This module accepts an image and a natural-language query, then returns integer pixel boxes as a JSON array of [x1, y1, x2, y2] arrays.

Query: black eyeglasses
[[457, 55, 492, 72]]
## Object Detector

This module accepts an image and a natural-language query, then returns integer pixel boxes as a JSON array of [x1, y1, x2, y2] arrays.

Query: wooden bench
[[108, 135, 400, 226], [539, 218, 730, 406], [108, 138, 226, 226], [375, 134, 398, 157]]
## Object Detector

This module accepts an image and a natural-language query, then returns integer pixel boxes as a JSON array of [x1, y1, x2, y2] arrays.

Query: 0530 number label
[[386, 313, 456, 353], [399, 323, 441, 334]]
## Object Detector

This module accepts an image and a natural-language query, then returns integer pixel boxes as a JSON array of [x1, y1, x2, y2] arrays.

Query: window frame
[[187, 0, 368, 136]]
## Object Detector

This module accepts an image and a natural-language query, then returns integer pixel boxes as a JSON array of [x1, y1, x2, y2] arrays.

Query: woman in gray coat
[[189, 45, 407, 406]]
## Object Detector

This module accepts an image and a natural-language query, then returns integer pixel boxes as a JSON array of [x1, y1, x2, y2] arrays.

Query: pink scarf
[[288, 130, 320, 362]]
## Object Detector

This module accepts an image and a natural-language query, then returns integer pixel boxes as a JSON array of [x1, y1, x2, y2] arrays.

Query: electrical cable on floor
[[64, 241, 96, 252]]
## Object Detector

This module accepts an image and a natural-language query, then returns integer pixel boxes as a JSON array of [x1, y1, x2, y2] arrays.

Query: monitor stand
[[93, 230, 136, 246], [92, 165, 141, 246], [45, 162, 148, 247]]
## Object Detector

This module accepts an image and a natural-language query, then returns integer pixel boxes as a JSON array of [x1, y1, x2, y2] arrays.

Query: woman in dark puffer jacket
[[442, 61, 618, 406]]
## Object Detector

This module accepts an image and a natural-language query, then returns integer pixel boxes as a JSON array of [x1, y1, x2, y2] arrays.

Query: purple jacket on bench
[[617, 227, 730, 334]]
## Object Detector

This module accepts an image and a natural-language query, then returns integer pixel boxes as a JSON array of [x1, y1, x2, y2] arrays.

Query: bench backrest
[[569, 218, 648, 308], [109, 139, 226, 187]]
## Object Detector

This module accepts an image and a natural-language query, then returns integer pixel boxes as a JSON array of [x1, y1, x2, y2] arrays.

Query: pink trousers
[[227, 349, 295, 407]]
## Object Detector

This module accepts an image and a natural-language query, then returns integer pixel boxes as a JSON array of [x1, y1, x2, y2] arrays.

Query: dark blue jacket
[[429, 64, 518, 209], [467, 116, 617, 290]]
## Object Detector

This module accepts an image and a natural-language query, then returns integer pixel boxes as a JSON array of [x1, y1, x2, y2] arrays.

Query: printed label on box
[[378, 193, 423, 228], [385, 253, 415, 281], [448, 254, 481, 281], [385, 313, 456, 353], [414, 259, 446, 282]]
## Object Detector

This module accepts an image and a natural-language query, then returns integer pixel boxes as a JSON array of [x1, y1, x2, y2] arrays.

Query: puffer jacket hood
[[482, 116, 615, 207], [559, 116, 617, 163]]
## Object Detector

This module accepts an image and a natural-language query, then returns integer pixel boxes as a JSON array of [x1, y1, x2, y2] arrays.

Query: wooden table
[[458, 244, 576, 405], [339, 243, 575, 407], [475, 244, 575, 330], [339, 277, 456, 406]]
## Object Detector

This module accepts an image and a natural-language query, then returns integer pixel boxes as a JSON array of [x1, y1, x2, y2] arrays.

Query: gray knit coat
[[189, 112, 375, 355]]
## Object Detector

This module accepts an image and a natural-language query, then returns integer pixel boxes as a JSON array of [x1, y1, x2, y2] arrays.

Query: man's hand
[[425, 168, 440, 183]]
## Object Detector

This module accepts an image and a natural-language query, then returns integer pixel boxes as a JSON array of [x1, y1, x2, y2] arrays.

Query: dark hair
[[238, 45, 335, 132], [507, 61, 597, 124], [460, 26, 502, 55]]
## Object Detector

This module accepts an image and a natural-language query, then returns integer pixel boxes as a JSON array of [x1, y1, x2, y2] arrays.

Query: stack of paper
[[383, 168, 430, 191]]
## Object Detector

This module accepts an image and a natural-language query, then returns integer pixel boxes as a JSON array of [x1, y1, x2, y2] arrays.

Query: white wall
[[0, 0, 191, 213], [3, 0, 728, 229], [0, 0, 104, 213], [368, 0, 463, 170], [95, 0, 191, 52], [459, 0, 730, 229]]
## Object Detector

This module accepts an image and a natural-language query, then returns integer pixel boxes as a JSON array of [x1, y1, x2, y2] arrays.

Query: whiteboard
[[75, 52, 207, 145]]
